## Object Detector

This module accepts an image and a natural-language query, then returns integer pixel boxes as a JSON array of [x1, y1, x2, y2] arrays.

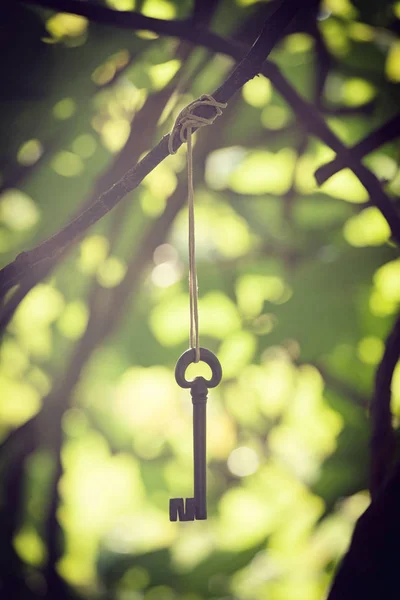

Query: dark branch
[[315, 113, 400, 186], [327, 456, 400, 600], [21, 0, 197, 35], [370, 313, 400, 500], [315, 363, 367, 408], [0, 266, 49, 334], [0, 142, 55, 195], [192, 0, 220, 25], [321, 99, 376, 117], [267, 67, 400, 245]]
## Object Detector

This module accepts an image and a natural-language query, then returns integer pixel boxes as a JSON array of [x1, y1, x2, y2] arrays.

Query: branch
[[0, 428, 36, 597], [22, 0, 370, 118], [0, 0, 304, 299], [0, 270, 46, 334], [315, 113, 400, 186], [43, 447, 66, 597], [192, 0, 220, 24], [0, 141, 55, 195], [327, 456, 400, 600], [267, 68, 400, 245], [21, 0, 199, 35], [321, 100, 376, 117], [306, 12, 334, 107], [370, 313, 400, 500], [314, 363, 367, 408]]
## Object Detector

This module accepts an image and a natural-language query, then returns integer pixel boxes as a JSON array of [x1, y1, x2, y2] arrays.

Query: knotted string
[[168, 94, 227, 362]]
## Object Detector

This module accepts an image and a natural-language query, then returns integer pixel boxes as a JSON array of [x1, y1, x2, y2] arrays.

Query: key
[[170, 347, 222, 522]]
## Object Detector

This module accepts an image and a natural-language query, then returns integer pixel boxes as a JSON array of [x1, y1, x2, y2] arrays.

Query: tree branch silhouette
[[370, 313, 400, 500], [315, 113, 400, 186], [326, 312, 400, 599], [327, 453, 400, 600], [267, 67, 400, 245]]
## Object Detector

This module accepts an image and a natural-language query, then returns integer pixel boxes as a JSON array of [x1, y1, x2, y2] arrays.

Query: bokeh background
[[1, 0, 400, 599]]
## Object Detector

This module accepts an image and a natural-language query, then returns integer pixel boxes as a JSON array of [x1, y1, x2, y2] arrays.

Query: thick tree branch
[[0, 0, 303, 299], [327, 456, 400, 600], [43, 447, 66, 598], [327, 316, 400, 600], [370, 313, 400, 500], [315, 113, 400, 186]]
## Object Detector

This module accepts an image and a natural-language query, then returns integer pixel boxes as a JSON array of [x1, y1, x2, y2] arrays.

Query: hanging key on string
[[168, 95, 225, 521], [170, 347, 222, 521]]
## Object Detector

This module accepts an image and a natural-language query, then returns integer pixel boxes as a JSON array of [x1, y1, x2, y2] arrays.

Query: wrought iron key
[[170, 347, 222, 522]]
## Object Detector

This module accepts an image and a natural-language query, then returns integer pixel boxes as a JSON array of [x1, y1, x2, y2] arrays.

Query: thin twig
[[315, 114, 400, 186], [268, 67, 400, 245], [0, 141, 56, 195], [316, 364, 367, 408], [370, 313, 400, 500], [321, 100, 376, 117]]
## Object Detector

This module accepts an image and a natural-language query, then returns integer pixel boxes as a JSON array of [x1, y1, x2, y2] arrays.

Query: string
[[169, 94, 227, 362]]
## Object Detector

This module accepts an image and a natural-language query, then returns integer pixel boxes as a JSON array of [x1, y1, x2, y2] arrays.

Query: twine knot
[[168, 94, 227, 155]]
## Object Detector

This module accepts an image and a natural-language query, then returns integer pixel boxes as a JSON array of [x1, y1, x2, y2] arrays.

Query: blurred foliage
[[0, 0, 400, 599]]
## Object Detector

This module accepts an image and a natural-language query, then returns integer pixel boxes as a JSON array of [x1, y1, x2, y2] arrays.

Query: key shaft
[[191, 379, 208, 519]]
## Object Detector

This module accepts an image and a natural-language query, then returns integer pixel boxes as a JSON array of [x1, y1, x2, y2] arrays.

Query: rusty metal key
[[169, 348, 222, 522]]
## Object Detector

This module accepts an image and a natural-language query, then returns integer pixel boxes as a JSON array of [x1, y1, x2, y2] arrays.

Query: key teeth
[[185, 497, 196, 520], [169, 498, 181, 521], [169, 497, 196, 521]]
